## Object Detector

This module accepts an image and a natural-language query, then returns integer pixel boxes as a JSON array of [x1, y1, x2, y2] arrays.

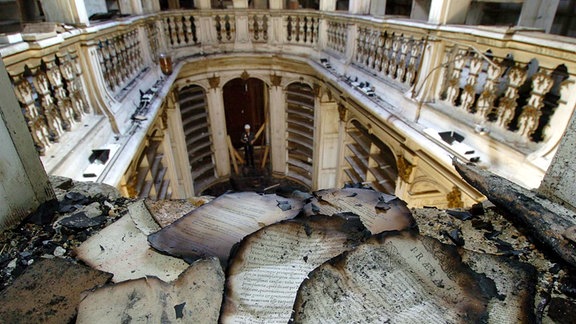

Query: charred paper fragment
[[292, 232, 501, 323], [76, 200, 189, 282], [145, 197, 213, 228], [459, 249, 537, 323], [308, 188, 415, 234], [447, 209, 474, 221], [453, 159, 576, 267], [148, 192, 303, 263], [77, 257, 224, 324], [0, 258, 112, 324], [221, 215, 369, 324]]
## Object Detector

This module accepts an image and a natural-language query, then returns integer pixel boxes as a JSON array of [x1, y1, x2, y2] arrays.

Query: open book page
[[221, 215, 369, 324], [148, 192, 303, 262], [77, 257, 224, 323], [292, 231, 497, 323], [308, 188, 415, 234]]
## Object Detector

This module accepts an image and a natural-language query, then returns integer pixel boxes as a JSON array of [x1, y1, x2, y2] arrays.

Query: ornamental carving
[[496, 67, 527, 128], [338, 104, 347, 122], [240, 70, 250, 81], [397, 155, 413, 182], [446, 186, 464, 208], [208, 75, 220, 89], [517, 71, 554, 138], [270, 74, 282, 87]]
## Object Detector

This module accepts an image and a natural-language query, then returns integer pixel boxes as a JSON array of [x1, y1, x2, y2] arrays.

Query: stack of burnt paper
[[74, 186, 541, 323]]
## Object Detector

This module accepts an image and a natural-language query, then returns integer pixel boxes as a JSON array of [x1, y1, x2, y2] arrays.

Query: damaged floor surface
[[0, 167, 575, 323]]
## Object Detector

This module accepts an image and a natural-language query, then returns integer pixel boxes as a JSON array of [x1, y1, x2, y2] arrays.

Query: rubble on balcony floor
[[0, 176, 574, 323]]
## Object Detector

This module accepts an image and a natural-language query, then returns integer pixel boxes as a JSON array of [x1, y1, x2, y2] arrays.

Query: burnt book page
[[148, 192, 303, 263], [77, 257, 224, 324], [76, 200, 190, 283], [145, 197, 213, 228], [459, 249, 537, 323], [309, 188, 415, 234], [292, 232, 497, 323], [221, 215, 369, 324]]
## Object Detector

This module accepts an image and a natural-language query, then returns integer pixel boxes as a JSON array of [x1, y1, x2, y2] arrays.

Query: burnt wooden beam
[[453, 159, 576, 268]]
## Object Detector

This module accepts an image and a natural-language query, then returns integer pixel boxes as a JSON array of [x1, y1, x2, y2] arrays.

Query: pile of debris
[[0, 164, 574, 323]]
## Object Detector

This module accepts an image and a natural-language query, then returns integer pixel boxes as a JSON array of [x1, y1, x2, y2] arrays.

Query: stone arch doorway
[[223, 77, 268, 164]]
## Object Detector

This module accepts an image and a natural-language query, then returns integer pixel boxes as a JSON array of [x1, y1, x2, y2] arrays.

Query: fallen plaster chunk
[[0, 258, 112, 324], [307, 188, 416, 234], [453, 159, 576, 267], [148, 192, 304, 263], [76, 257, 224, 324], [221, 215, 370, 324], [292, 231, 536, 323], [75, 200, 189, 283]]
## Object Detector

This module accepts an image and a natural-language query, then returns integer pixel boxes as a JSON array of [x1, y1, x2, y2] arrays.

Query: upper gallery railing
[[1, 9, 574, 161]]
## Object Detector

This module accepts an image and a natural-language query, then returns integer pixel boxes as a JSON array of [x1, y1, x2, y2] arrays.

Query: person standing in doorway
[[241, 124, 255, 167]]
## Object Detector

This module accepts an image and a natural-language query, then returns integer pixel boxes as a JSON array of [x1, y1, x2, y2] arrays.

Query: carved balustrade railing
[[163, 13, 199, 48], [2, 9, 575, 158], [325, 18, 347, 56], [96, 27, 145, 92], [354, 23, 426, 87], [8, 49, 91, 155], [248, 12, 269, 43], [146, 20, 162, 62], [435, 36, 575, 144], [284, 12, 319, 45]]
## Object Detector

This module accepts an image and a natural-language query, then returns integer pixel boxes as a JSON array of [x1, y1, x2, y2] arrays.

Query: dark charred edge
[[453, 159, 576, 269], [146, 231, 207, 264], [293, 232, 498, 323], [291, 230, 418, 323], [462, 251, 538, 324], [224, 214, 371, 323]]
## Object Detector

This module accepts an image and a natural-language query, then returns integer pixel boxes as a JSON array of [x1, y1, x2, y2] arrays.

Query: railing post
[[344, 23, 357, 64]]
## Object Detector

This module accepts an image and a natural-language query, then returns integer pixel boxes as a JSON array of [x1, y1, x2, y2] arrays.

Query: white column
[[428, 0, 471, 24], [253, 0, 268, 9], [233, 0, 249, 8], [269, 0, 283, 9], [313, 98, 339, 190], [320, 0, 336, 11], [0, 59, 55, 231], [269, 85, 287, 175], [518, 0, 560, 33], [118, 0, 143, 15], [410, 0, 431, 21], [206, 85, 232, 178], [195, 0, 212, 9], [370, 0, 386, 16], [40, 0, 90, 26], [349, 0, 370, 14], [166, 95, 195, 198]]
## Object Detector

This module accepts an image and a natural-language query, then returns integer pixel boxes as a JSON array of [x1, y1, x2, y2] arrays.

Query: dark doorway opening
[[223, 78, 267, 148]]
